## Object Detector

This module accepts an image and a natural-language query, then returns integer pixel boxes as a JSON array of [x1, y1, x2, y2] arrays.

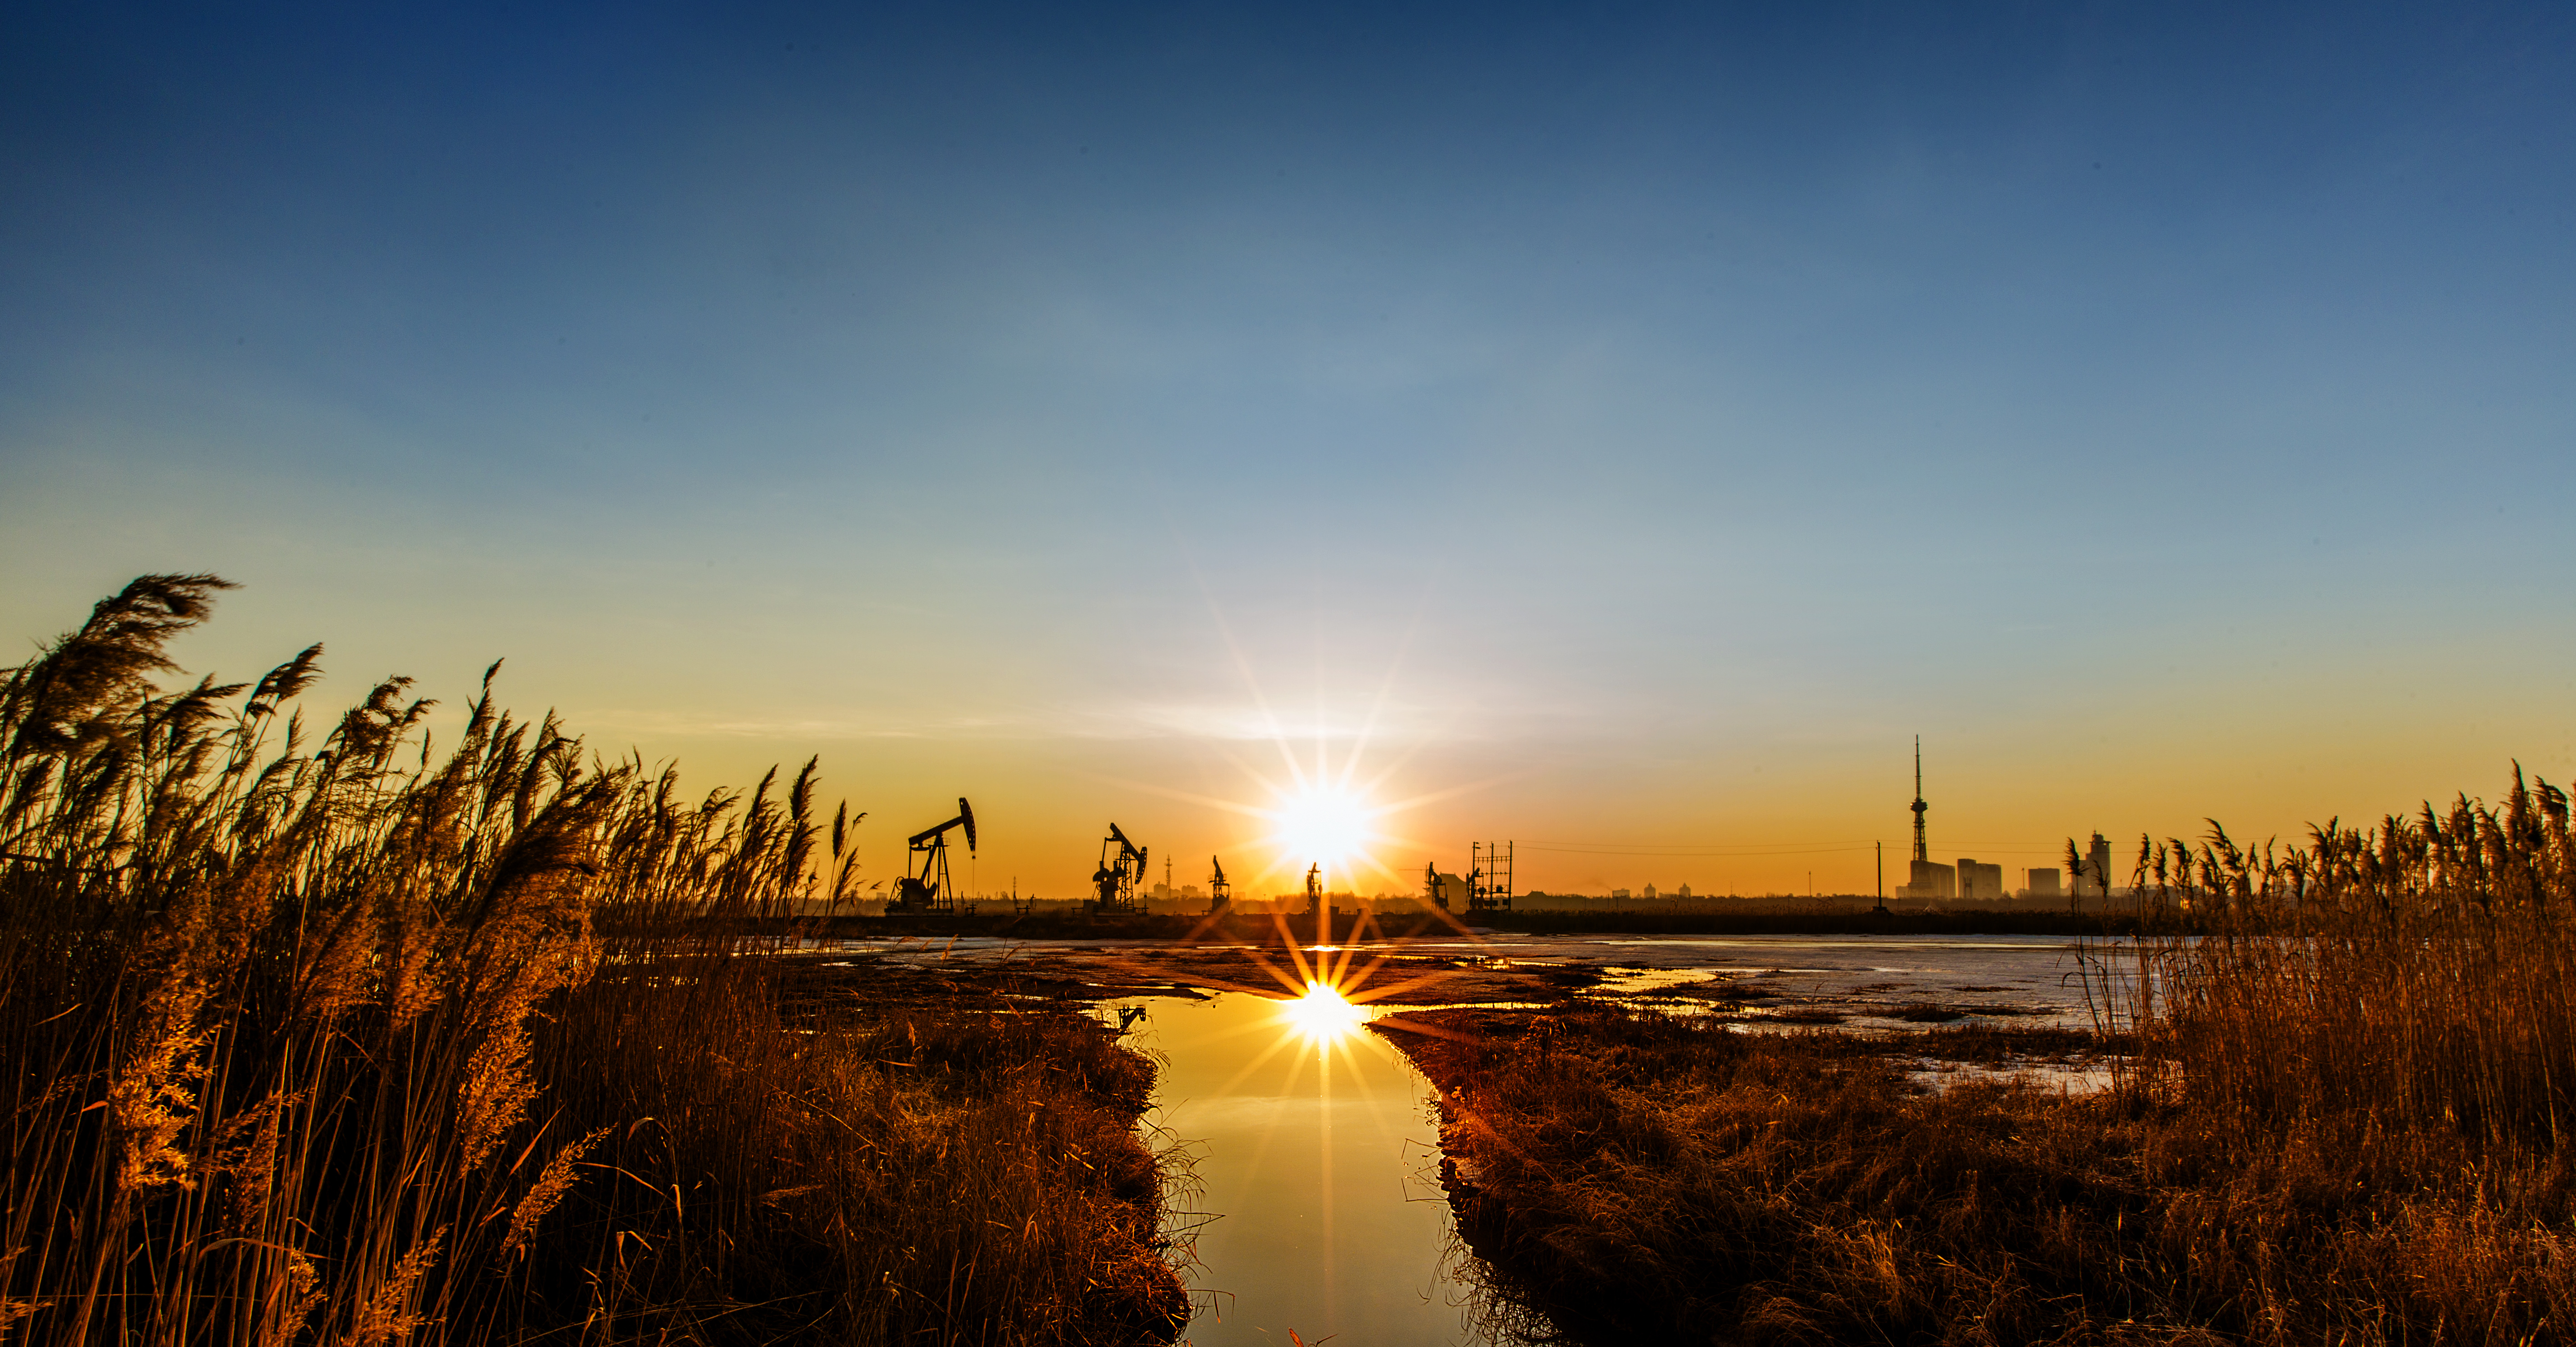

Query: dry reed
[[1379, 766, 2576, 1345], [0, 575, 1186, 1346]]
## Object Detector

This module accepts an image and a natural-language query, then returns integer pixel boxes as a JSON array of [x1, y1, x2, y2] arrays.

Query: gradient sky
[[6, 2, 2572, 899]]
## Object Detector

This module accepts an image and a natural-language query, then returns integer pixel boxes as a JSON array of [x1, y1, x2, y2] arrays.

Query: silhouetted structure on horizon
[[888, 798, 976, 916], [2075, 832, 2114, 900], [1472, 841, 1514, 913], [1089, 823, 1148, 917], [1898, 739, 1955, 900]]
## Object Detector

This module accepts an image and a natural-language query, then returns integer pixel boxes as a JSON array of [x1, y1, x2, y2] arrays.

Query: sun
[[1267, 785, 1380, 876], [1278, 980, 1366, 1044]]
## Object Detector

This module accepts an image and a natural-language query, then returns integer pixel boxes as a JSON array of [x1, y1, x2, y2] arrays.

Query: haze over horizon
[[5, 2, 2571, 899]]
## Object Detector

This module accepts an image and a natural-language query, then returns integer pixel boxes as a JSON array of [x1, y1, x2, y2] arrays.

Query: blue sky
[[5, 1, 2571, 895]]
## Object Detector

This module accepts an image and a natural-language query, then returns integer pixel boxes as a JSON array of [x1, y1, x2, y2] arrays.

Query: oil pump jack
[[887, 798, 975, 917], [1089, 823, 1148, 917], [1208, 857, 1232, 915]]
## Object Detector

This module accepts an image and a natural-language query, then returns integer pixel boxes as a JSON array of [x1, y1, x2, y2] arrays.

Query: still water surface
[[1133, 992, 1487, 1346], [1082, 935, 2127, 1344]]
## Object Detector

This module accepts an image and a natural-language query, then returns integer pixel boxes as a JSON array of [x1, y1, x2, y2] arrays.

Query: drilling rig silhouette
[[1089, 823, 1148, 917], [887, 798, 975, 917], [1208, 856, 1231, 915]]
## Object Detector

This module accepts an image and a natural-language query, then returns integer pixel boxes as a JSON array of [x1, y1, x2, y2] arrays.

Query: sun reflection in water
[[1278, 979, 1367, 1047]]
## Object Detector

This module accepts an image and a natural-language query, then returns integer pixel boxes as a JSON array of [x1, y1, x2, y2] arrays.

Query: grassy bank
[[1376, 767, 2576, 1345], [0, 576, 1187, 1346]]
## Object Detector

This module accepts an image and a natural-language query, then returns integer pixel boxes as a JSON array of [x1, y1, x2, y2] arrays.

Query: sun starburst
[[1259, 783, 1383, 884]]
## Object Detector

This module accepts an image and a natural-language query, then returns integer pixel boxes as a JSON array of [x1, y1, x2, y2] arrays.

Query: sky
[[5, 1, 2572, 900]]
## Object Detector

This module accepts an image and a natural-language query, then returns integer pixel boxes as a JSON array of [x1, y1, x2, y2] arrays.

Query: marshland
[[1373, 780, 2576, 1344], [10, 576, 2576, 1346]]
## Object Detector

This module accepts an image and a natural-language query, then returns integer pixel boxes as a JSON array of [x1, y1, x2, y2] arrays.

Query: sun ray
[[1196, 1016, 1325, 1101], [1091, 575, 1549, 939]]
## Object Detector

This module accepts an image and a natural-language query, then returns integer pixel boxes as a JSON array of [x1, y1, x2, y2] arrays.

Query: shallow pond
[[877, 929, 2147, 1030]]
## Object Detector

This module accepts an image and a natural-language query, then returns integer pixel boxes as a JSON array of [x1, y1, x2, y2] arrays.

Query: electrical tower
[[1469, 841, 1514, 914]]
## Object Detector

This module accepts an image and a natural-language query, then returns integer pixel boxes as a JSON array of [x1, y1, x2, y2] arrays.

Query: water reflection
[[1278, 980, 1367, 1044], [1133, 990, 1498, 1347]]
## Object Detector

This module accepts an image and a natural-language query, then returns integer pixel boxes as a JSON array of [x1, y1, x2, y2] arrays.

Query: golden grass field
[[0, 576, 1187, 1347]]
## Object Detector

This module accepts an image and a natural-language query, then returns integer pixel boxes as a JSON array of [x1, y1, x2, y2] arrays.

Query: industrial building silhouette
[[1894, 741, 2101, 903]]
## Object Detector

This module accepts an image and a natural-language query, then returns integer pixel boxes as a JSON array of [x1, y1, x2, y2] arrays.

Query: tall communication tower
[[1909, 736, 1929, 864]]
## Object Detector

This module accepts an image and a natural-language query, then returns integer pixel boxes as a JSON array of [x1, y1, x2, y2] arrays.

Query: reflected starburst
[[1278, 979, 1367, 1045]]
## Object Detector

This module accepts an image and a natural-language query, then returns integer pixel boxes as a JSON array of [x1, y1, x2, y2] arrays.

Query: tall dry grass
[[0, 575, 1184, 1346], [2117, 771, 2576, 1153], [1380, 767, 2576, 1345]]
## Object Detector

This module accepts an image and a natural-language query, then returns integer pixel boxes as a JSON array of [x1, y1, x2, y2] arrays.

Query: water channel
[[1038, 933, 2130, 1346], [1136, 992, 1473, 1346]]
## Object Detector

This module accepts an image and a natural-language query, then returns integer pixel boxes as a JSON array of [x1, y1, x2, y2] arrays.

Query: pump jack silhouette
[[888, 798, 975, 916]]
